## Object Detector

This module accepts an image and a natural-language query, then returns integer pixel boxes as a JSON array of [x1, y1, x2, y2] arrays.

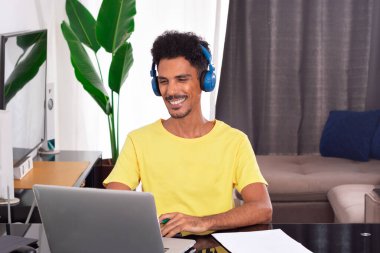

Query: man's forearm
[[160, 183, 273, 237], [201, 201, 272, 231], [159, 201, 272, 237]]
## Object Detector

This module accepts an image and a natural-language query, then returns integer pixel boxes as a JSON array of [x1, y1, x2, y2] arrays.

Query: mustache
[[165, 95, 187, 101]]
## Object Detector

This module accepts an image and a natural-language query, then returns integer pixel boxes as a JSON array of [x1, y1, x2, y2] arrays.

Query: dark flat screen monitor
[[0, 29, 47, 166]]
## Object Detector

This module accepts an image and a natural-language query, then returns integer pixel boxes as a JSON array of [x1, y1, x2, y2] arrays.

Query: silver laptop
[[33, 185, 195, 253]]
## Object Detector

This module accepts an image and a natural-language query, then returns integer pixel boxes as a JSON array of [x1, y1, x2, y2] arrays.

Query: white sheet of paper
[[212, 229, 313, 253]]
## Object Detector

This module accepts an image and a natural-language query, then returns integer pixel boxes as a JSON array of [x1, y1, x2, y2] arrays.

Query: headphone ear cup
[[150, 62, 161, 96], [199, 45, 216, 92], [199, 71, 206, 91], [202, 70, 216, 92], [151, 77, 161, 96]]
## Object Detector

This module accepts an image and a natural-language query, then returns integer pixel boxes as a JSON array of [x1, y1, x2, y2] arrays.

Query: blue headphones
[[150, 45, 216, 96]]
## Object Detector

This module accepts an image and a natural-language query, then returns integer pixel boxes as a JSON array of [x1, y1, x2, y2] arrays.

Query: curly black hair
[[151, 31, 210, 76]]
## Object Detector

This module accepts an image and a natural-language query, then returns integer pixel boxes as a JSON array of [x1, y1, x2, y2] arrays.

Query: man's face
[[157, 57, 202, 119]]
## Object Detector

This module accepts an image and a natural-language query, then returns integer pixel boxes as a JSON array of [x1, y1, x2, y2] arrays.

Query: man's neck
[[162, 115, 215, 139]]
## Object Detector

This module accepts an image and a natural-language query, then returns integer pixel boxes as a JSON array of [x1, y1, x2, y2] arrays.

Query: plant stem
[[95, 53, 104, 83], [117, 92, 120, 154], [95, 52, 117, 162], [108, 112, 117, 163], [111, 92, 117, 161]]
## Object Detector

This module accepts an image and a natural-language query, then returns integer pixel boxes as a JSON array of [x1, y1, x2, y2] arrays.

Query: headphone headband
[[201, 45, 212, 61]]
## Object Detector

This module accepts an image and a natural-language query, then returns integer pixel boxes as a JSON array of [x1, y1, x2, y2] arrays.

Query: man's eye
[[178, 78, 188, 82], [158, 79, 168, 84]]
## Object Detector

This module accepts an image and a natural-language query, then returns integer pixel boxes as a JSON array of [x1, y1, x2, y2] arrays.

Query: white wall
[[0, 0, 54, 199], [0, 0, 229, 159], [0, 0, 57, 144]]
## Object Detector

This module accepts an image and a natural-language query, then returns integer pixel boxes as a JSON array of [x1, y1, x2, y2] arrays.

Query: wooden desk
[[14, 161, 90, 189], [0, 150, 102, 223]]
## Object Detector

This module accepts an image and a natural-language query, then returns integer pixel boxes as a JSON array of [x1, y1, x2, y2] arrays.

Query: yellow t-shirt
[[104, 119, 267, 216]]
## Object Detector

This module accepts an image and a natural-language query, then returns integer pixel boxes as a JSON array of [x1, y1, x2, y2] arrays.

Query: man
[[104, 31, 272, 238]]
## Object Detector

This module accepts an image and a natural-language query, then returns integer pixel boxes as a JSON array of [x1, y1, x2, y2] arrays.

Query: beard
[[169, 108, 192, 119]]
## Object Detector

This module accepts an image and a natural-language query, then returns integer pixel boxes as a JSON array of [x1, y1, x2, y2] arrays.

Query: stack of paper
[[212, 229, 312, 253]]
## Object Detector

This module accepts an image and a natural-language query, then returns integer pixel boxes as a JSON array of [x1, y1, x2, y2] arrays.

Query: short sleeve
[[234, 135, 267, 193], [103, 135, 140, 189]]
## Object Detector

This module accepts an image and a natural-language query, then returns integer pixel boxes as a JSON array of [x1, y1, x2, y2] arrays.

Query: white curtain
[[54, 0, 230, 158]]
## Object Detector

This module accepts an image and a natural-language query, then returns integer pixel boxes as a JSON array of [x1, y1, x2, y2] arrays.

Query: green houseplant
[[61, 0, 136, 163]]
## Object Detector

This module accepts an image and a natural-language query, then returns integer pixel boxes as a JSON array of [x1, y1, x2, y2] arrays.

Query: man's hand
[[159, 183, 272, 237], [159, 213, 211, 237]]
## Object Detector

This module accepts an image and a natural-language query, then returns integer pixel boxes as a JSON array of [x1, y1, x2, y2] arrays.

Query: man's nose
[[166, 80, 178, 95]]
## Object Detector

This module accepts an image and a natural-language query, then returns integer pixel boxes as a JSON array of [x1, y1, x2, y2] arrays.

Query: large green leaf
[[96, 0, 136, 53], [61, 21, 111, 114], [16, 32, 43, 51], [4, 32, 47, 106], [109, 42, 133, 94], [66, 0, 100, 52], [14, 31, 45, 66]]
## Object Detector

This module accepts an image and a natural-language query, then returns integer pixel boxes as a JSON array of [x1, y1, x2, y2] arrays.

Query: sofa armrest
[[365, 188, 380, 223]]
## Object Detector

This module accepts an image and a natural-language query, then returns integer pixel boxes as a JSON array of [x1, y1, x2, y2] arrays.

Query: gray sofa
[[256, 155, 380, 223]]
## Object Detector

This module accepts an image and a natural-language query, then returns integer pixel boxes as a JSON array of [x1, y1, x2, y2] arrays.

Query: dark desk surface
[[1, 223, 379, 253], [187, 223, 380, 253]]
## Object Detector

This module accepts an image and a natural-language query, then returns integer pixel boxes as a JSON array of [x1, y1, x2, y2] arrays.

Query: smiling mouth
[[166, 95, 187, 105], [169, 97, 186, 105]]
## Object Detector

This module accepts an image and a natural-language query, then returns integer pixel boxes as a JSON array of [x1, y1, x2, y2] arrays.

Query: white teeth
[[169, 98, 185, 105]]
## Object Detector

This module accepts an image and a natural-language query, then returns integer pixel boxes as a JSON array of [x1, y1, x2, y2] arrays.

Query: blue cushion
[[320, 110, 380, 161], [371, 111, 380, 159]]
